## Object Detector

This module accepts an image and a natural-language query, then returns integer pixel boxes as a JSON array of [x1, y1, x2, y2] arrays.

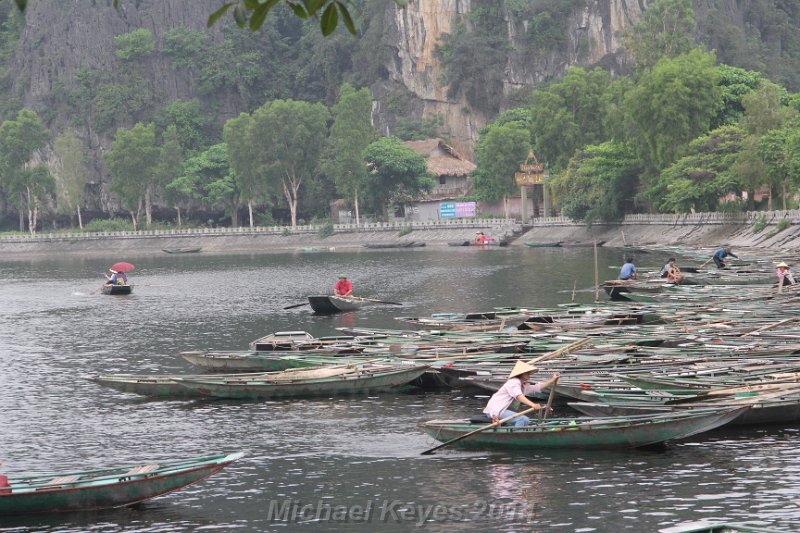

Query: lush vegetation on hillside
[[2, 0, 800, 232]]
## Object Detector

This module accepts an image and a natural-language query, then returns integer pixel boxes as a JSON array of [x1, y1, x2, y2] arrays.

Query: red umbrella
[[110, 262, 135, 273]]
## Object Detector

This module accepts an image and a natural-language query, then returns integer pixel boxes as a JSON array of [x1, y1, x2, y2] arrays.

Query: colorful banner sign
[[439, 202, 476, 219]]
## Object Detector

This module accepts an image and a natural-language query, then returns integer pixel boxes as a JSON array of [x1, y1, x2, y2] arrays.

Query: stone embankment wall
[[0, 219, 523, 256], [2, 211, 799, 257], [519, 211, 800, 251]]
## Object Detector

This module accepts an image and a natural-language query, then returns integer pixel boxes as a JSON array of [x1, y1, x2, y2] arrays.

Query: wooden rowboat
[[659, 520, 790, 532], [307, 295, 364, 314], [100, 284, 133, 295], [417, 407, 745, 451], [175, 364, 429, 399], [162, 247, 202, 254], [0, 452, 243, 515]]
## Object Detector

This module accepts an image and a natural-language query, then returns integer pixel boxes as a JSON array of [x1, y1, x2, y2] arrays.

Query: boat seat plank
[[40, 475, 81, 488], [125, 464, 159, 476]]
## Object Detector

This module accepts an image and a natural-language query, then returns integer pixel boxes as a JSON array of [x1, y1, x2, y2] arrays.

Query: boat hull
[[101, 284, 132, 295], [0, 453, 242, 515], [307, 295, 364, 314], [417, 408, 745, 450], [180, 351, 323, 372], [177, 365, 429, 399]]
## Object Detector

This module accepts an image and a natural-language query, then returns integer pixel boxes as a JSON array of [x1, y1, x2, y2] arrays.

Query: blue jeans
[[500, 409, 530, 427]]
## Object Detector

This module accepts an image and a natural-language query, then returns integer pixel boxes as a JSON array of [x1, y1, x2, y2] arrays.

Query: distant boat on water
[[162, 247, 202, 254]]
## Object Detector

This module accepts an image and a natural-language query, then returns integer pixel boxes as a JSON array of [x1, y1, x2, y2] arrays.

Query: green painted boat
[[417, 407, 745, 451], [659, 520, 790, 532], [180, 351, 340, 372], [91, 373, 218, 398], [0, 452, 243, 516], [176, 364, 429, 399]]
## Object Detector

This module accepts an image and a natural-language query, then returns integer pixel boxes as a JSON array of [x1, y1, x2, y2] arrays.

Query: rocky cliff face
[[375, 0, 649, 159]]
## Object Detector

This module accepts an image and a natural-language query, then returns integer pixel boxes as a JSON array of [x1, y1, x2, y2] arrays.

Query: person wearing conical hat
[[775, 262, 795, 286], [482, 360, 560, 427]]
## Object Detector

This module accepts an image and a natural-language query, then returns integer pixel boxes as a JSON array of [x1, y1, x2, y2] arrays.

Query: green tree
[[757, 125, 800, 210], [14, 165, 55, 234], [739, 81, 795, 136], [627, 49, 722, 178], [324, 83, 375, 224], [250, 99, 329, 227], [623, 0, 696, 70], [0, 108, 50, 232], [162, 26, 209, 69], [103, 122, 159, 229], [53, 130, 89, 229], [738, 81, 798, 209], [114, 28, 156, 62], [647, 125, 745, 213], [550, 141, 641, 223], [155, 124, 185, 225], [223, 112, 260, 227], [155, 99, 211, 155], [181, 143, 240, 227], [711, 65, 764, 130], [361, 136, 433, 220], [472, 121, 530, 219], [529, 67, 611, 172]]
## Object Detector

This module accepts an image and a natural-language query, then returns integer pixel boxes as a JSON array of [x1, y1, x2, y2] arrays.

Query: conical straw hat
[[508, 360, 537, 379], [777, 262, 790, 268]]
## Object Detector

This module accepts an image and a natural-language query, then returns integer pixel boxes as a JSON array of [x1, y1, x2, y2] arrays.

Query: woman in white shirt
[[483, 361, 560, 427]]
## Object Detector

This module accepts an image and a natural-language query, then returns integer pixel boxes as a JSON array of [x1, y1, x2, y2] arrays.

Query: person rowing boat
[[333, 275, 353, 297], [481, 361, 559, 427]]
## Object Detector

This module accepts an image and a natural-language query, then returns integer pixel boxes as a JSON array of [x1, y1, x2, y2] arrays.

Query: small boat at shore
[[363, 241, 425, 249], [101, 284, 133, 295], [417, 407, 745, 451], [0, 452, 243, 515], [162, 247, 202, 254], [525, 241, 563, 248]]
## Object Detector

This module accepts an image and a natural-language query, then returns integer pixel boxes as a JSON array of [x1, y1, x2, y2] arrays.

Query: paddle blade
[[283, 302, 310, 310]]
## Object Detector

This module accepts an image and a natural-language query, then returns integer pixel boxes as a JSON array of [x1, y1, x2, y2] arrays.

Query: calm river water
[[0, 247, 798, 532]]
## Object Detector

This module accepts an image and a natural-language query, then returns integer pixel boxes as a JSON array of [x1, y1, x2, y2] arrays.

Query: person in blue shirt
[[619, 257, 637, 280], [712, 246, 738, 269]]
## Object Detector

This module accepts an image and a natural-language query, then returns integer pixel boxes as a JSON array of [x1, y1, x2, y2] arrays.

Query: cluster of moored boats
[[92, 245, 800, 462]]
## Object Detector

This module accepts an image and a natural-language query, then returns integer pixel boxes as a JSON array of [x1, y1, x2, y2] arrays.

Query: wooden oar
[[527, 338, 590, 365], [539, 375, 560, 421], [354, 296, 403, 306], [283, 301, 310, 310], [420, 405, 539, 456], [90, 285, 106, 295]]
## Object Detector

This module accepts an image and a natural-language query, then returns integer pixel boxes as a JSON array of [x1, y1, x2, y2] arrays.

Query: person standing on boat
[[776, 262, 795, 286], [712, 246, 738, 268], [334, 275, 353, 297], [619, 257, 637, 280], [483, 361, 559, 427]]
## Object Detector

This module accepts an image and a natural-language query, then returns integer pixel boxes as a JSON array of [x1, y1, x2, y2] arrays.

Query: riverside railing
[[0, 218, 518, 243], [2, 211, 797, 243], [530, 210, 800, 227]]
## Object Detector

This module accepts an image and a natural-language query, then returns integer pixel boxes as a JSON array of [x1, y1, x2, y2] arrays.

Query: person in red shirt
[[334, 276, 353, 297]]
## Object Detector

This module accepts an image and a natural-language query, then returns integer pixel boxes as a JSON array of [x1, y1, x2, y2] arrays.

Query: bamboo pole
[[593, 239, 600, 303]]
